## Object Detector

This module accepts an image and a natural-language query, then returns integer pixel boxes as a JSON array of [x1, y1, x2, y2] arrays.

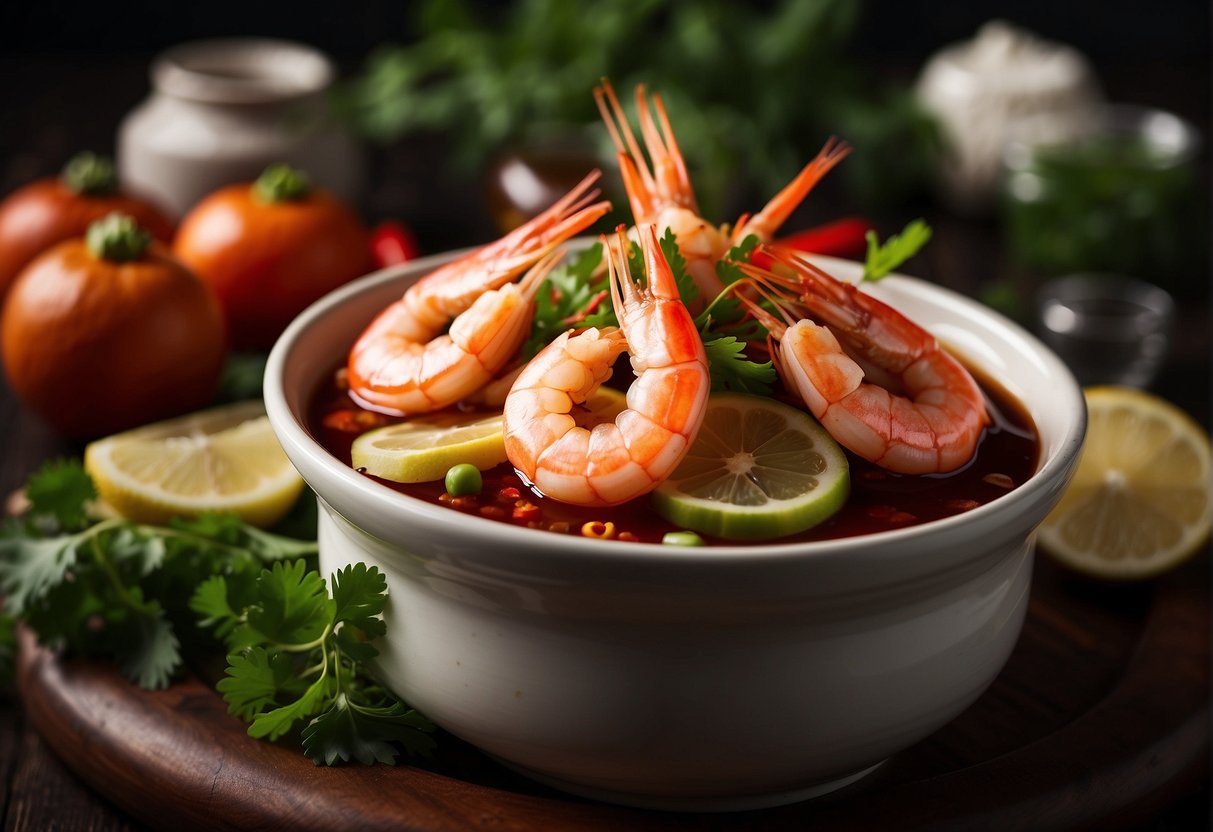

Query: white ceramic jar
[[117, 38, 363, 218], [915, 21, 1102, 214]]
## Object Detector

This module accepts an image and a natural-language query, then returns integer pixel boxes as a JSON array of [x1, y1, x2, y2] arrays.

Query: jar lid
[[151, 38, 335, 104]]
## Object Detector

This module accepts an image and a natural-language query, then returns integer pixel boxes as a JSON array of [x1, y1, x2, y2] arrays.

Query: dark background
[[0, 0, 1208, 64]]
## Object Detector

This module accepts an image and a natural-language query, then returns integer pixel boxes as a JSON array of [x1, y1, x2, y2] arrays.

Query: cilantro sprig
[[862, 219, 932, 282], [0, 460, 317, 690], [192, 560, 435, 765]]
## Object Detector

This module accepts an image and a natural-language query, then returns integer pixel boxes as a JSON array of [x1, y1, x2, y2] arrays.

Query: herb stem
[[88, 526, 158, 618]]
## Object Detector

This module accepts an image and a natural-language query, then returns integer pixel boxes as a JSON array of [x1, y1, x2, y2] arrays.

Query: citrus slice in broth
[[351, 386, 628, 485], [84, 401, 305, 527], [1038, 386, 1212, 579], [652, 393, 849, 540], [352, 412, 508, 483]]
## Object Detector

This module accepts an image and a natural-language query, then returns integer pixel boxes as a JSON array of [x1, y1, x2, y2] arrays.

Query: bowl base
[[493, 758, 885, 813]]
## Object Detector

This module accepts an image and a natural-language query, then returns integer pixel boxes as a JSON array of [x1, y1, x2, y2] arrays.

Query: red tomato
[[0, 153, 174, 298], [1, 215, 225, 439], [172, 165, 372, 350]]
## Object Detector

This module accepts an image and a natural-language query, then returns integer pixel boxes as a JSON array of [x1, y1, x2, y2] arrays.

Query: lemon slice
[[351, 386, 630, 485], [352, 411, 508, 483], [84, 401, 305, 528], [652, 393, 849, 541], [1038, 387, 1212, 579]]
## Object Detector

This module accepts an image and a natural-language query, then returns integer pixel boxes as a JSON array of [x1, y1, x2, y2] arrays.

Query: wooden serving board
[[15, 552, 1210, 832]]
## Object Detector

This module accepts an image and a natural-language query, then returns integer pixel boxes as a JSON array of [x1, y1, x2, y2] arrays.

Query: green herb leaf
[[245, 559, 333, 648], [303, 697, 437, 765], [119, 611, 181, 690], [24, 459, 96, 533], [217, 646, 304, 722], [702, 336, 777, 395], [0, 529, 78, 615], [331, 562, 388, 639], [199, 561, 434, 765], [862, 219, 932, 282], [523, 243, 612, 358]]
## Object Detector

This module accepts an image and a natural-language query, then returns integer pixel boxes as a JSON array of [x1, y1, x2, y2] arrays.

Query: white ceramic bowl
[[265, 250, 1086, 812]]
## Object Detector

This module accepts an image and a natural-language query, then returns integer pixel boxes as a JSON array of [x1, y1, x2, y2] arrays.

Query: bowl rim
[[265, 246, 1087, 571]]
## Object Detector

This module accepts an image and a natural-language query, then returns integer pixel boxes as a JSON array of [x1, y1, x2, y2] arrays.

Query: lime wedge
[[352, 412, 507, 483], [652, 393, 849, 541]]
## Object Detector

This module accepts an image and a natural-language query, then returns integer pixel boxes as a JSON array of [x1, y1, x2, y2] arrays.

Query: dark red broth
[[308, 367, 1039, 546]]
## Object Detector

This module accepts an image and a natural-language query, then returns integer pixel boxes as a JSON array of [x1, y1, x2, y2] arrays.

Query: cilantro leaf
[[303, 698, 437, 766], [713, 234, 760, 292], [198, 561, 433, 765], [247, 671, 333, 741], [118, 611, 181, 690], [702, 336, 777, 395], [245, 559, 333, 647], [0, 527, 79, 615], [331, 562, 388, 639], [24, 459, 96, 533], [863, 219, 932, 282], [522, 243, 611, 358], [217, 646, 305, 722]]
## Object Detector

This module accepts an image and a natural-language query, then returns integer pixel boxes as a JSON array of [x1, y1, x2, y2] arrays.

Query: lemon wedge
[[84, 401, 305, 528], [1038, 387, 1212, 579], [652, 393, 849, 540]]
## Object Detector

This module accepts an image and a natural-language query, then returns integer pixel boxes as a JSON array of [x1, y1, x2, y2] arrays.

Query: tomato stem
[[254, 163, 311, 203], [61, 152, 118, 196], [86, 213, 151, 262]]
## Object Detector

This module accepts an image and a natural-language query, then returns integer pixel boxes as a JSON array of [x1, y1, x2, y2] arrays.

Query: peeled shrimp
[[347, 172, 610, 415], [594, 79, 850, 303], [739, 247, 989, 474], [502, 225, 710, 506]]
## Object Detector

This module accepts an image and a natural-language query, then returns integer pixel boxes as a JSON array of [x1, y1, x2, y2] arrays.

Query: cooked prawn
[[502, 225, 710, 506], [347, 172, 610, 415], [738, 247, 989, 474], [594, 79, 850, 303]]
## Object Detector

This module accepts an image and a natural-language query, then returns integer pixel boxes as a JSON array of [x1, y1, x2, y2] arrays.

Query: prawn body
[[347, 172, 610, 415], [742, 247, 989, 475], [503, 225, 710, 507]]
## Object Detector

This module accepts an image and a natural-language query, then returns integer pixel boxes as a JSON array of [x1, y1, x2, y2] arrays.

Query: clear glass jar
[[117, 38, 364, 218]]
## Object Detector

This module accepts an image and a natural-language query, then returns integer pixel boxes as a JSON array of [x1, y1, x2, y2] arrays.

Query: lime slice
[[652, 393, 849, 540], [352, 411, 508, 483], [84, 401, 304, 528], [1038, 387, 1212, 580]]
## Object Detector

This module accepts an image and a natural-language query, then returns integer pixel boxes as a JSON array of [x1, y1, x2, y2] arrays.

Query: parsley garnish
[[0, 461, 318, 691], [0, 459, 432, 766], [192, 560, 435, 764], [862, 219, 932, 282], [522, 242, 613, 358]]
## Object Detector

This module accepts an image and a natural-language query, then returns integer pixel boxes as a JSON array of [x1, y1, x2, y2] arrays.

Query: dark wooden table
[[0, 49, 1209, 830]]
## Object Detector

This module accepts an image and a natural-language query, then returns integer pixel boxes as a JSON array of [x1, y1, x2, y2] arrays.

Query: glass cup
[[1036, 273, 1175, 388]]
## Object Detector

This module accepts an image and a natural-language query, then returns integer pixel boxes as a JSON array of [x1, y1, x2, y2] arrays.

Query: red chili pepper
[[749, 216, 874, 269], [370, 220, 421, 268]]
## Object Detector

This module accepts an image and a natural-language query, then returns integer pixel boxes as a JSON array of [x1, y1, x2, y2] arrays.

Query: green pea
[[662, 530, 705, 547], [445, 463, 483, 496]]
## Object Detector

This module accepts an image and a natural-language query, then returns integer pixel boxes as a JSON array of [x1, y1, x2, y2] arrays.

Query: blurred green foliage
[[336, 0, 939, 216]]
